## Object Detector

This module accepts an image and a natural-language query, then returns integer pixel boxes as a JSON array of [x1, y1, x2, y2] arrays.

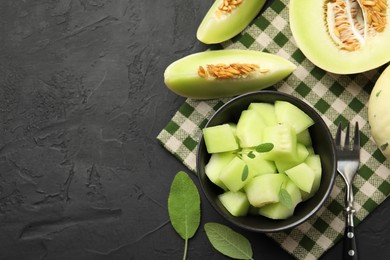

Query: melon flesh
[[218, 191, 250, 217], [285, 162, 316, 193], [259, 180, 302, 220], [235, 109, 265, 148], [203, 124, 239, 153], [244, 173, 287, 207], [205, 152, 236, 190], [289, 0, 390, 74], [219, 156, 250, 192]]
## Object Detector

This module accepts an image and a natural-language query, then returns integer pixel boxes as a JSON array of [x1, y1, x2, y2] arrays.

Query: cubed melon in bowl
[[197, 90, 336, 232]]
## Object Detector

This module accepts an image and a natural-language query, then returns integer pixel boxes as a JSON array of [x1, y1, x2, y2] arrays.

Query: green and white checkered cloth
[[157, 0, 390, 259]]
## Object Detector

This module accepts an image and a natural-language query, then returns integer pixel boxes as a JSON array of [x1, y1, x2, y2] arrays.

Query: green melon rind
[[289, 0, 390, 74], [368, 64, 390, 160], [164, 50, 297, 99], [197, 0, 267, 44]]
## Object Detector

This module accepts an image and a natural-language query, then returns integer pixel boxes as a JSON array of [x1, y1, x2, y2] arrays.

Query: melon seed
[[198, 63, 267, 79], [326, 0, 387, 51]]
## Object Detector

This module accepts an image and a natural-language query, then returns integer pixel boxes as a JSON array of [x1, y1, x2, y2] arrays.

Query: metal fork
[[335, 122, 360, 260]]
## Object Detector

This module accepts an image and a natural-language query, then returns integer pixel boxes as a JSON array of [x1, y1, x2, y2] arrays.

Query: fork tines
[[335, 122, 360, 151]]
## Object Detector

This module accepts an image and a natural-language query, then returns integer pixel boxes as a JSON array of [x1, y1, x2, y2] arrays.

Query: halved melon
[[289, 0, 390, 74], [164, 50, 296, 99], [197, 0, 267, 44], [368, 63, 390, 159]]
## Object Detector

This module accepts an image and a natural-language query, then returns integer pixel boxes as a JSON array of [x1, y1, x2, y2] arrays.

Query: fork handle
[[343, 225, 357, 259], [343, 205, 358, 260]]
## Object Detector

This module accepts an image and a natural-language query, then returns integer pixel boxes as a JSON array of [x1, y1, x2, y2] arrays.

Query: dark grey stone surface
[[1, 1, 389, 259]]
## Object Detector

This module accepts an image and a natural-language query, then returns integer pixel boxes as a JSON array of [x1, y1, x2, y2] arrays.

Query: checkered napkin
[[157, 0, 390, 259]]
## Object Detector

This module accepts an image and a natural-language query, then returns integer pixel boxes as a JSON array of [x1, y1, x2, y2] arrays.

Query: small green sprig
[[239, 143, 274, 182], [279, 183, 293, 209], [236, 142, 274, 158]]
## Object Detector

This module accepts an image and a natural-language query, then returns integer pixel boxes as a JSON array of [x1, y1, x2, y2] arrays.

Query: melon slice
[[289, 0, 390, 74], [164, 50, 297, 99], [197, 0, 267, 44]]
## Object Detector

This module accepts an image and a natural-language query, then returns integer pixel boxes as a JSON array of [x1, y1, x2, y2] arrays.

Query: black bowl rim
[[196, 90, 337, 233]]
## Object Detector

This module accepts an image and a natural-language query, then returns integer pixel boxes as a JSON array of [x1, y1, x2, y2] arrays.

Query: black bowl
[[196, 90, 336, 232]]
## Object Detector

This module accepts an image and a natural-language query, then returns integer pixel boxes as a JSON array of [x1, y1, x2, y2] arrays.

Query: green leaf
[[168, 171, 201, 259], [255, 143, 274, 153], [241, 165, 249, 182], [279, 188, 293, 209], [380, 142, 389, 151], [204, 222, 253, 260], [247, 151, 256, 159]]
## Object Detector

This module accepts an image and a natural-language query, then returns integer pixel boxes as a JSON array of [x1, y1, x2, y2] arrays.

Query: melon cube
[[258, 180, 302, 219], [219, 156, 250, 192], [261, 124, 297, 161], [244, 173, 287, 207], [285, 162, 315, 193], [242, 149, 277, 176], [218, 191, 250, 217], [205, 152, 236, 190], [275, 101, 314, 134], [301, 154, 322, 201], [297, 128, 312, 146], [235, 109, 265, 148], [306, 146, 315, 155], [248, 102, 278, 126], [274, 143, 309, 173], [203, 124, 239, 153]]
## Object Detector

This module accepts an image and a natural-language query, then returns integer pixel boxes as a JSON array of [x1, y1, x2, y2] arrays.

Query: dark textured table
[[1, 1, 390, 259]]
